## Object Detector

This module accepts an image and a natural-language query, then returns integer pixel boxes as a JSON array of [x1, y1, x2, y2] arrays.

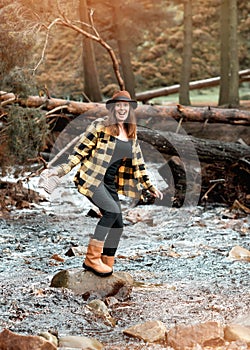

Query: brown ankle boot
[[83, 239, 113, 277], [101, 255, 115, 269]]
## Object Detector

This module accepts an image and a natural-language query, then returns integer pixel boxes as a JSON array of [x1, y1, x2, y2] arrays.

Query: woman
[[49, 90, 163, 277]]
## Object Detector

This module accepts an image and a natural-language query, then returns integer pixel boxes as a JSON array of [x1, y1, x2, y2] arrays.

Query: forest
[[0, 1, 250, 350], [1, 0, 249, 209]]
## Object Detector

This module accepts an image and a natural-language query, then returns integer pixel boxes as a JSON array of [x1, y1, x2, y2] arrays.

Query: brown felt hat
[[106, 90, 138, 110]]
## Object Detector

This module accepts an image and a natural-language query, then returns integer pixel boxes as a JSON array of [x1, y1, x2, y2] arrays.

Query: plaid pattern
[[59, 118, 156, 199]]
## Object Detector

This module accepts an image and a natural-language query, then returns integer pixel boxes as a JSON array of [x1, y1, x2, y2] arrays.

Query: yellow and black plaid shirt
[[59, 118, 156, 199]]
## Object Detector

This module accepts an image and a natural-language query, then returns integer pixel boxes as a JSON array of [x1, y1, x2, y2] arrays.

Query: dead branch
[[45, 105, 69, 116], [32, 11, 125, 90], [0, 96, 16, 107]]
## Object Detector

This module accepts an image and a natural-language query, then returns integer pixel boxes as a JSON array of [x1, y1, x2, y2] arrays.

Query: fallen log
[[1, 91, 250, 125], [136, 104, 250, 125]]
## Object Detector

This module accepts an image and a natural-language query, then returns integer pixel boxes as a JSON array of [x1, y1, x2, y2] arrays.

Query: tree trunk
[[219, 0, 239, 107], [112, 2, 136, 98], [79, 0, 102, 102], [179, 0, 192, 105], [219, 0, 230, 106], [228, 0, 239, 106]]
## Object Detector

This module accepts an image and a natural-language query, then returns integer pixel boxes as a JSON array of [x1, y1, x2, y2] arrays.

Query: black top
[[104, 138, 132, 185]]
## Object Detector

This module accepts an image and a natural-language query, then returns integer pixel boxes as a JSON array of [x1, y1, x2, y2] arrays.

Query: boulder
[[123, 320, 167, 343], [50, 269, 133, 301], [0, 329, 57, 350], [167, 321, 224, 349]]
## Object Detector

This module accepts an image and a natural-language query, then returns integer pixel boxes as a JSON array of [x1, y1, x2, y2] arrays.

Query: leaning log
[[1, 91, 250, 125], [137, 127, 250, 163], [135, 69, 250, 102], [137, 128, 249, 208]]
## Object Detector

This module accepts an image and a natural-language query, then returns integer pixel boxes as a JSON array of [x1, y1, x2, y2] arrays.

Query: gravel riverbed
[[0, 194, 249, 349]]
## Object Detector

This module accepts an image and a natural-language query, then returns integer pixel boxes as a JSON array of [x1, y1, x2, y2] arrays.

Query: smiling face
[[114, 101, 130, 124]]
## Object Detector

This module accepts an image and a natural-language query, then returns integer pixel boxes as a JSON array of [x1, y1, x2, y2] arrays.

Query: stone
[[123, 320, 167, 343], [88, 299, 109, 315], [59, 335, 103, 349], [38, 332, 58, 347], [87, 299, 116, 327], [65, 245, 86, 257], [0, 328, 57, 350], [224, 324, 250, 346], [167, 321, 224, 349], [228, 245, 250, 261], [50, 269, 133, 301]]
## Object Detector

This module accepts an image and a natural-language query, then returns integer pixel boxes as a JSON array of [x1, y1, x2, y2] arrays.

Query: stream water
[[0, 171, 249, 349]]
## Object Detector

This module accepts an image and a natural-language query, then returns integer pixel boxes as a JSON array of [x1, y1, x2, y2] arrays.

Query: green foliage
[[6, 106, 49, 165], [2, 68, 38, 98]]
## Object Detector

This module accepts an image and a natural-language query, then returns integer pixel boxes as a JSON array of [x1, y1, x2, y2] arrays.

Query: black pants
[[90, 182, 123, 256]]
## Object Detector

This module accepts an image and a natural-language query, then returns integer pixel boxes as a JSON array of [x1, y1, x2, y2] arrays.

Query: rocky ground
[[0, 175, 249, 349]]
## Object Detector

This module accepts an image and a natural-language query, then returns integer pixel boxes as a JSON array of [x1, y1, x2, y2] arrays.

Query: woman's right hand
[[150, 188, 163, 200]]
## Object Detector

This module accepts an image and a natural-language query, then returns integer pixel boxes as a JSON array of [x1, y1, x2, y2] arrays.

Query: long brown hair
[[104, 104, 137, 139]]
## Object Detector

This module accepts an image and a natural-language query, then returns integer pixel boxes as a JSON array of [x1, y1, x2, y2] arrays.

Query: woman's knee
[[100, 210, 121, 227]]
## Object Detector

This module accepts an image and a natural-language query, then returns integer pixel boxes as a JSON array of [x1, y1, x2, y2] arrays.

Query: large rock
[[167, 321, 224, 349], [50, 269, 133, 301], [123, 320, 167, 343], [0, 329, 57, 350]]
